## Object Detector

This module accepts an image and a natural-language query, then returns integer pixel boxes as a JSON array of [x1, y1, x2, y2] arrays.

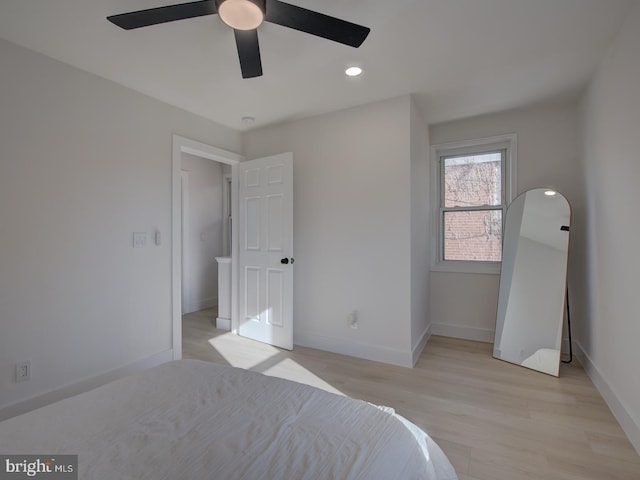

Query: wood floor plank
[[183, 309, 640, 479]]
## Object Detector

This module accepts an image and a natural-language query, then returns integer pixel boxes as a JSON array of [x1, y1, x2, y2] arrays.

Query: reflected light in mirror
[[544, 190, 557, 196]]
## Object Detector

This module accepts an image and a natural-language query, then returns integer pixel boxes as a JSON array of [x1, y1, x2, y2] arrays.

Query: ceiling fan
[[107, 0, 370, 79]]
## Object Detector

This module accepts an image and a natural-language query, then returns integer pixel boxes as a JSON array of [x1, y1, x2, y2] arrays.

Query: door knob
[[281, 258, 289, 264]]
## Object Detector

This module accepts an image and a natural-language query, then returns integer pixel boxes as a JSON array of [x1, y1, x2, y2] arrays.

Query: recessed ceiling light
[[345, 66, 363, 77], [544, 190, 557, 196]]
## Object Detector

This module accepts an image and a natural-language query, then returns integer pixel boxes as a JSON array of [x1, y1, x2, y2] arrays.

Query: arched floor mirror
[[493, 188, 571, 376]]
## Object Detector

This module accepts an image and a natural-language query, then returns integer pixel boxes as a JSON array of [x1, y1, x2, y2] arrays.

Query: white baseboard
[[216, 317, 231, 331], [574, 341, 640, 455], [191, 296, 217, 313], [294, 330, 414, 368], [0, 349, 173, 422], [429, 324, 576, 361], [412, 324, 432, 366], [430, 324, 573, 354], [431, 322, 495, 343]]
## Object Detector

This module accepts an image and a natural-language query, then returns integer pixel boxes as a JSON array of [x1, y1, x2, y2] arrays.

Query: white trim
[[574, 341, 640, 455], [177, 136, 244, 164], [216, 318, 232, 330], [426, 327, 570, 351], [172, 135, 243, 360], [430, 322, 495, 343], [412, 324, 432, 366], [180, 171, 190, 314], [0, 350, 173, 422], [190, 295, 218, 313], [230, 164, 239, 334], [294, 330, 415, 368], [222, 173, 232, 257], [430, 133, 517, 274]]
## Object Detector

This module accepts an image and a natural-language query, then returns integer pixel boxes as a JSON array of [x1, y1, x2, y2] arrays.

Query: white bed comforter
[[0, 360, 457, 480]]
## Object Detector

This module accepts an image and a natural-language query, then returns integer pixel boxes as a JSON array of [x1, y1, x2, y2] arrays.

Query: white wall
[[243, 96, 425, 366], [181, 153, 224, 314], [0, 38, 241, 412], [577, 1, 640, 452], [429, 102, 581, 342]]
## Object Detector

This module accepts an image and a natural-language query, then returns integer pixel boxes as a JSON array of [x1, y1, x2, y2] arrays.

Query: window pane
[[444, 210, 502, 261], [443, 153, 502, 208]]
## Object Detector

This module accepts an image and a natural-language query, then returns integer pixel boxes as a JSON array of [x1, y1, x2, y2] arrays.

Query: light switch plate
[[133, 232, 147, 248], [16, 360, 31, 382]]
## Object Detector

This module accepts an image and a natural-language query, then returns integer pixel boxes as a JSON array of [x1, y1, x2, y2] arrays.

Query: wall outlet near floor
[[347, 311, 358, 329], [16, 360, 31, 382]]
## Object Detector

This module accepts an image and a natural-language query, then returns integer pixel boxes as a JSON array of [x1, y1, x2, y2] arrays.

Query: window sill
[[431, 261, 501, 275]]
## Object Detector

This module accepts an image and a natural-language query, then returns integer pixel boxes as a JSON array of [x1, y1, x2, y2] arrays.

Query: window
[[442, 150, 504, 261], [431, 135, 516, 273]]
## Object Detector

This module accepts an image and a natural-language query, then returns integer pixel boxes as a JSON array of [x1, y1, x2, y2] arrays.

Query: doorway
[[180, 156, 229, 315], [171, 135, 243, 360]]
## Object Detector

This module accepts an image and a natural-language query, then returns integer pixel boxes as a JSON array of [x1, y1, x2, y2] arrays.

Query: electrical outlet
[[16, 360, 31, 382], [347, 311, 358, 329]]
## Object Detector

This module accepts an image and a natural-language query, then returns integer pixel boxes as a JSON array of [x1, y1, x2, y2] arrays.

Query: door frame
[[171, 135, 243, 360], [222, 173, 233, 257], [180, 170, 190, 315]]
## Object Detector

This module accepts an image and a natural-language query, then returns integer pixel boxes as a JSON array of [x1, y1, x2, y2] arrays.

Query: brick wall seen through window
[[441, 152, 504, 262]]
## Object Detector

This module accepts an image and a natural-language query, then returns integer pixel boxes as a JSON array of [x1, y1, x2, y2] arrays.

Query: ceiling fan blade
[[107, 0, 218, 30], [234, 29, 263, 78], [264, 0, 370, 48]]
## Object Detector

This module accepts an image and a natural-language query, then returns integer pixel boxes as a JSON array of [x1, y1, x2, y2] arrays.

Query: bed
[[0, 359, 457, 479]]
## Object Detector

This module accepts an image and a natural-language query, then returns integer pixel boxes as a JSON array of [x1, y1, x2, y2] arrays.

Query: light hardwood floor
[[183, 308, 640, 480]]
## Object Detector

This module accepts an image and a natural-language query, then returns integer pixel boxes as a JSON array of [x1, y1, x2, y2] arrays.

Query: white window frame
[[430, 134, 517, 274]]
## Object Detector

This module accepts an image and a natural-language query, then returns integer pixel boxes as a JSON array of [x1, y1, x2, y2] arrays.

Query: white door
[[238, 153, 293, 350]]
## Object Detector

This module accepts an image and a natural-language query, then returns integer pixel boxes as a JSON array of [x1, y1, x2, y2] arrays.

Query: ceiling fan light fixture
[[218, 0, 264, 30]]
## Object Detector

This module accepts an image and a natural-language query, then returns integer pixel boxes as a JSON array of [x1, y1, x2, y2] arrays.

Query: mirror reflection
[[493, 188, 571, 376]]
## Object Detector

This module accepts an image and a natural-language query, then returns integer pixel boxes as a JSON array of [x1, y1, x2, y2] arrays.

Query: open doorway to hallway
[[182, 307, 220, 360], [181, 153, 228, 314], [180, 153, 231, 345], [171, 135, 242, 360]]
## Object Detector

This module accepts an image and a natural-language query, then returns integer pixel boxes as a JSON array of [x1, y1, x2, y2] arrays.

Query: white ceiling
[[0, 0, 634, 131]]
